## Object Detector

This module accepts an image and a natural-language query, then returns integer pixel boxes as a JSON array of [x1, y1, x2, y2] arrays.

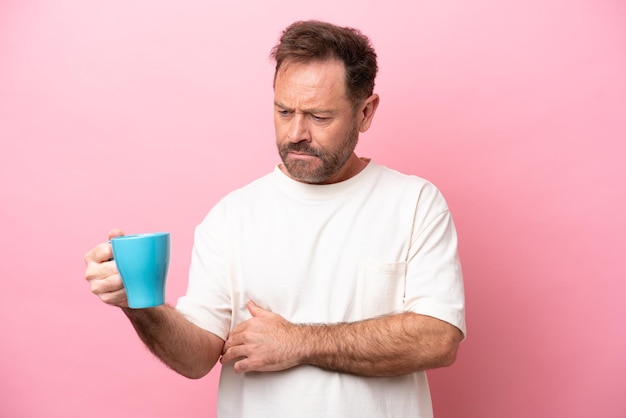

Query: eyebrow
[[274, 101, 335, 115]]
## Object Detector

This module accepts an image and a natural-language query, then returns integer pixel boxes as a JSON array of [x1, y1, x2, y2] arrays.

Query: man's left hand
[[221, 301, 304, 374]]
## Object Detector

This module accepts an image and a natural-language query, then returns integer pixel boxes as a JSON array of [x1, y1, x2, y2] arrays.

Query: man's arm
[[122, 305, 224, 379], [221, 301, 462, 377], [84, 230, 224, 379]]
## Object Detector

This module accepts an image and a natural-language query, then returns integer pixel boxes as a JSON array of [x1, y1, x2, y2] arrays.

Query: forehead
[[274, 60, 350, 109]]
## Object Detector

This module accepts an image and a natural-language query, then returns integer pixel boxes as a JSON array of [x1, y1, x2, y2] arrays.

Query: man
[[84, 20, 466, 417]]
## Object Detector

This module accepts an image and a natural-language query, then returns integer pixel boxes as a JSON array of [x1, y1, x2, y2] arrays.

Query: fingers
[[221, 333, 257, 374], [220, 343, 247, 366], [84, 241, 113, 265], [227, 356, 254, 374], [98, 286, 128, 307], [220, 306, 299, 373], [223, 321, 246, 353], [247, 300, 262, 316], [84, 256, 128, 307], [84, 244, 118, 280], [84, 231, 128, 308], [107, 228, 124, 241], [83, 228, 124, 265], [87, 265, 123, 293], [89, 273, 128, 306]]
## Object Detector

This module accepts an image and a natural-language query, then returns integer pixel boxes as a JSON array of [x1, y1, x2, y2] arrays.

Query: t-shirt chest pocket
[[355, 260, 407, 319]]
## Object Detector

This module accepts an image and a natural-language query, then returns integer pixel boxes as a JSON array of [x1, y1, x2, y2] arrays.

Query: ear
[[358, 94, 380, 133]]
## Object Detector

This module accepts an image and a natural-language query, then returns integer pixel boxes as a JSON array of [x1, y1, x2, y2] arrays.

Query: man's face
[[274, 59, 361, 184]]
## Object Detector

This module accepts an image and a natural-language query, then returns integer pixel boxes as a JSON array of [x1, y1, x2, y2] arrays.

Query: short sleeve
[[403, 185, 466, 337], [176, 201, 232, 341]]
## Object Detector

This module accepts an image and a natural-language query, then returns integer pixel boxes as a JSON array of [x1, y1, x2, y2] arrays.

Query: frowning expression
[[274, 59, 363, 184]]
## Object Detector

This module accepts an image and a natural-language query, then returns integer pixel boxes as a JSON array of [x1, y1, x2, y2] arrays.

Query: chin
[[285, 166, 329, 184]]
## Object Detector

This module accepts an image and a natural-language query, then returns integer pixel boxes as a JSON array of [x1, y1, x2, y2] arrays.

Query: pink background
[[1, 0, 625, 417]]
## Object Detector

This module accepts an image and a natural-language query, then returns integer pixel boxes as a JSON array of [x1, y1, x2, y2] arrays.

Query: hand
[[221, 301, 304, 374], [84, 228, 128, 307]]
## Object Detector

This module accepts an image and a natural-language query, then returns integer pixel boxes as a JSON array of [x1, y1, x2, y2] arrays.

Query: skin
[[84, 59, 463, 379], [220, 301, 462, 377], [274, 59, 378, 184], [84, 229, 224, 379]]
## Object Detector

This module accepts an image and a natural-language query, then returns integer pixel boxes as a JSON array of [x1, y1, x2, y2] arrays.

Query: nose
[[287, 113, 310, 143]]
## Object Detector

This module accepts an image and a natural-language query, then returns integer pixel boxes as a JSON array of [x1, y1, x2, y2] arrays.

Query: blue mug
[[111, 232, 170, 309]]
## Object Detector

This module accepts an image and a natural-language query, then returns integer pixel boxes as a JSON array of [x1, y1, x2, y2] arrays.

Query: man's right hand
[[83, 228, 224, 379], [84, 228, 128, 307]]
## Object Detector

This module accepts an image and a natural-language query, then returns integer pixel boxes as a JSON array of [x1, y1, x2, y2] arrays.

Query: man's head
[[271, 20, 378, 111], [271, 21, 380, 184]]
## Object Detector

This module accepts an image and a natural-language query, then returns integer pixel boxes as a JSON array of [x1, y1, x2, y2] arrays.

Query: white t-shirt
[[177, 161, 465, 418]]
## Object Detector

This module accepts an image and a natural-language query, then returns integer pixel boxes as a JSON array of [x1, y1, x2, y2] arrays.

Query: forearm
[[297, 312, 462, 377], [123, 304, 224, 379]]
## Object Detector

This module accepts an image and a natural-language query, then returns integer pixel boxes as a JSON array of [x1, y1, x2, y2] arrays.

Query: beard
[[278, 122, 359, 184]]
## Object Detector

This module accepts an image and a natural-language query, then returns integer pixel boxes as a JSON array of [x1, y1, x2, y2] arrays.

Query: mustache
[[282, 141, 323, 157]]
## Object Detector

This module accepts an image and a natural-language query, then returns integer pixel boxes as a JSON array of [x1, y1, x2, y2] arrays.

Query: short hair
[[270, 20, 378, 107]]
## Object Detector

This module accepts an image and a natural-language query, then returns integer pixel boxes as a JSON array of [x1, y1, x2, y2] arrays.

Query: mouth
[[287, 151, 319, 160]]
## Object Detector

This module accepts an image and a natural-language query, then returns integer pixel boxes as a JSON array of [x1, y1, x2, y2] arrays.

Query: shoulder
[[198, 170, 277, 225], [223, 171, 276, 202], [373, 163, 447, 204]]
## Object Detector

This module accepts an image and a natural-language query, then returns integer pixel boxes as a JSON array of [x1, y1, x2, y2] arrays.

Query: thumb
[[247, 301, 269, 317], [107, 228, 125, 241]]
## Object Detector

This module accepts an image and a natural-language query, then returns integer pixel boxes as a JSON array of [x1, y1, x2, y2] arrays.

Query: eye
[[312, 115, 329, 122]]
